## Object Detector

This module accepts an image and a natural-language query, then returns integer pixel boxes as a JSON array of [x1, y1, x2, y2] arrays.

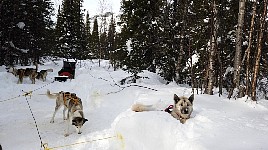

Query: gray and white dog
[[36, 69, 53, 82], [132, 94, 194, 124], [46, 90, 88, 136]]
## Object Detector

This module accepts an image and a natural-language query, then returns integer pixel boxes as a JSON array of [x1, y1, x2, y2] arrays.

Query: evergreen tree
[[54, 0, 86, 60], [100, 31, 108, 59], [84, 11, 93, 59], [0, 0, 53, 65], [155, 0, 176, 83], [110, 25, 128, 70], [54, 5, 65, 57], [91, 18, 100, 59], [121, 0, 164, 76], [107, 14, 116, 60]]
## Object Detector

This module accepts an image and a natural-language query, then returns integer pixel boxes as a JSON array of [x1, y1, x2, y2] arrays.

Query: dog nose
[[182, 108, 189, 114]]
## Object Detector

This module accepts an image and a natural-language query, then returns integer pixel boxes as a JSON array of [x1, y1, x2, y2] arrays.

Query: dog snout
[[181, 108, 189, 114], [180, 118, 186, 124], [75, 126, 82, 134]]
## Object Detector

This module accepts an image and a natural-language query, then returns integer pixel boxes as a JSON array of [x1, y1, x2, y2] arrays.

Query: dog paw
[[50, 120, 54, 123]]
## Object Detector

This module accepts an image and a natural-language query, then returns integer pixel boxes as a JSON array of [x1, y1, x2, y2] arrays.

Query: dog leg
[[17, 78, 22, 84], [31, 77, 35, 84], [50, 105, 62, 123], [171, 111, 181, 120], [63, 107, 67, 120], [64, 115, 70, 137]]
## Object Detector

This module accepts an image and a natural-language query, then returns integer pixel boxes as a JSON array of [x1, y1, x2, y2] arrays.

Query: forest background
[[0, 0, 268, 101]]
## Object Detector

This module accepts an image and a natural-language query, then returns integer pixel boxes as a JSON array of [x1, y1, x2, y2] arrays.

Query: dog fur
[[36, 69, 53, 82], [8, 66, 38, 84], [132, 94, 194, 124], [17, 68, 38, 84], [46, 90, 88, 136]]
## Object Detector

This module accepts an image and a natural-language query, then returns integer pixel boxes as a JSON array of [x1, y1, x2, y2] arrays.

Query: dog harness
[[61, 92, 79, 107]]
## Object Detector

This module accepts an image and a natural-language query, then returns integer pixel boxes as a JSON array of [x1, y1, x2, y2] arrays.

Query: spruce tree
[[84, 11, 92, 59], [54, 0, 86, 60], [0, 0, 53, 65], [91, 18, 100, 59], [121, 0, 164, 76], [107, 15, 116, 60]]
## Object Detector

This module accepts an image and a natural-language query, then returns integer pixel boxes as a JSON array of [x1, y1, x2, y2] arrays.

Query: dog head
[[7, 67, 18, 76], [174, 94, 194, 124], [72, 117, 88, 134]]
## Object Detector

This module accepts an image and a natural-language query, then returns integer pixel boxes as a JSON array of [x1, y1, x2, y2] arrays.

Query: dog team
[[7, 62, 53, 84], [6, 63, 194, 137]]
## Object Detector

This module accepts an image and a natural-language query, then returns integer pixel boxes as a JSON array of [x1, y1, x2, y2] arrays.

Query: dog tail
[[131, 103, 156, 112], [46, 89, 59, 99]]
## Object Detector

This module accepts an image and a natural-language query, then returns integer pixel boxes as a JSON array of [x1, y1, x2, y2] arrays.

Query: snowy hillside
[[0, 59, 268, 150]]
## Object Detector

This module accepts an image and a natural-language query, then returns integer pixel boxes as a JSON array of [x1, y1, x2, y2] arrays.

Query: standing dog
[[46, 90, 88, 136], [132, 94, 194, 124], [36, 69, 53, 82], [8, 66, 38, 84], [17, 68, 38, 84]]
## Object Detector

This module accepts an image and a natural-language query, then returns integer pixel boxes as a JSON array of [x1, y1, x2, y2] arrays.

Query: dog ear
[[188, 94, 194, 104], [72, 120, 76, 125], [83, 118, 88, 124], [174, 94, 180, 103]]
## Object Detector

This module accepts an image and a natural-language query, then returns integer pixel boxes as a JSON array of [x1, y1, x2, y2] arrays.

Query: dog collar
[[164, 105, 173, 113]]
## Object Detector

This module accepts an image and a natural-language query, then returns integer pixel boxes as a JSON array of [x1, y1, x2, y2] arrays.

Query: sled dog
[[17, 68, 38, 84], [8, 66, 37, 84], [46, 90, 88, 136], [132, 94, 194, 124], [36, 69, 53, 82]]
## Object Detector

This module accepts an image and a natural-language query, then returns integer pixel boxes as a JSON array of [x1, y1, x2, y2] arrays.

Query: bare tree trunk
[[206, 0, 218, 95], [244, 0, 257, 96], [217, 48, 223, 96], [251, 0, 267, 101], [233, 0, 245, 92], [189, 40, 194, 94]]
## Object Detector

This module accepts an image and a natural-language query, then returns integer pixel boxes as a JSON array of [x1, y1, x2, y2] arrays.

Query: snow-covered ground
[[0, 59, 268, 150]]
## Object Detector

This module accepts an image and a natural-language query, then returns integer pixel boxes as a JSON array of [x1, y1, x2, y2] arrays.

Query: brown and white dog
[[46, 90, 88, 136], [7, 64, 38, 84], [17, 68, 38, 84], [132, 94, 194, 124]]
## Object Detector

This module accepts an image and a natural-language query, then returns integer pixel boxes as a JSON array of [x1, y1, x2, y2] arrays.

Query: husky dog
[[132, 94, 194, 124], [7, 66, 18, 75], [36, 69, 53, 82], [46, 90, 88, 136], [17, 68, 38, 84], [8, 66, 38, 84]]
